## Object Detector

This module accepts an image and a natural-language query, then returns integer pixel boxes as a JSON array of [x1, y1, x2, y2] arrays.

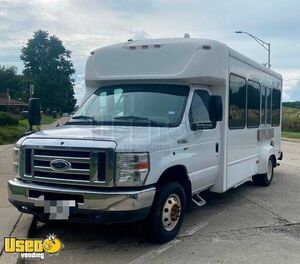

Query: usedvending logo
[[4, 233, 63, 260]]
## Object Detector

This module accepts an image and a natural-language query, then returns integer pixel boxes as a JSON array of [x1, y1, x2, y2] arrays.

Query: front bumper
[[8, 179, 156, 223]]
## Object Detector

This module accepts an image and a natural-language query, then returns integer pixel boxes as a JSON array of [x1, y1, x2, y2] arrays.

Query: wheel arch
[[258, 146, 277, 174], [156, 165, 192, 210]]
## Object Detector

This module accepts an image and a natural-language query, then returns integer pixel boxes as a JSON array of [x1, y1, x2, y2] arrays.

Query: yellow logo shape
[[42, 234, 62, 254]]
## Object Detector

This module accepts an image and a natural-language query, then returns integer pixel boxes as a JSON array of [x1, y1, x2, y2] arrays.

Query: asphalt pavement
[[0, 118, 68, 264], [14, 140, 300, 264]]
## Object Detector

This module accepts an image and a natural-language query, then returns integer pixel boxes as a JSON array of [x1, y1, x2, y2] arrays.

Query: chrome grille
[[22, 147, 110, 185], [33, 149, 91, 182]]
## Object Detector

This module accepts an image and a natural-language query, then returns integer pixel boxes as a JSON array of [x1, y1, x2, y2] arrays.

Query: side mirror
[[21, 111, 28, 119], [28, 98, 41, 127], [209, 96, 223, 122]]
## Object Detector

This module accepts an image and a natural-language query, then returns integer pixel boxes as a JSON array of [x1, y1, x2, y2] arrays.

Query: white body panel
[[25, 38, 282, 194]]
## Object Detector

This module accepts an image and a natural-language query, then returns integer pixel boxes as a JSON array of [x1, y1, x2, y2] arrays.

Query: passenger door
[[187, 89, 221, 192]]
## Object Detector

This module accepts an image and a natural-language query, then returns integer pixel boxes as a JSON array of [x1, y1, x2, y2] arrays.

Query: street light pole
[[235, 30, 271, 69]]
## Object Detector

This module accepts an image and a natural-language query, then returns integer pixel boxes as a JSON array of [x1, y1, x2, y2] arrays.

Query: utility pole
[[235, 30, 271, 69]]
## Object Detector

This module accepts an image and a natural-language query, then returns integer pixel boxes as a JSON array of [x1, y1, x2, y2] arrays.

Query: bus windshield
[[69, 84, 190, 127]]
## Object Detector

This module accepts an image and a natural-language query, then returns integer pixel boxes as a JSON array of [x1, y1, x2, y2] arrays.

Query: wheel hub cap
[[162, 194, 181, 231]]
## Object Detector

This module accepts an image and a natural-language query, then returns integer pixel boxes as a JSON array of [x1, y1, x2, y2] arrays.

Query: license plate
[[43, 200, 76, 220]]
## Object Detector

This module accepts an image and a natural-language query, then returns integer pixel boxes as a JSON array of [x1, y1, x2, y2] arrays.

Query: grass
[[0, 115, 58, 145], [282, 131, 300, 140], [40, 115, 57, 125], [282, 106, 300, 139]]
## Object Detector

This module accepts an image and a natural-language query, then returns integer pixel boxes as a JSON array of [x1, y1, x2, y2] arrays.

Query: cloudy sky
[[1, 0, 300, 104]]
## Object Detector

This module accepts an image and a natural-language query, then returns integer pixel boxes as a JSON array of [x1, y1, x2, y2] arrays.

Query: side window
[[266, 87, 272, 124], [272, 89, 281, 126], [247, 80, 261, 128], [229, 74, 246, 129], [189, 90, 215, 129], [261, 86, 266, 125]]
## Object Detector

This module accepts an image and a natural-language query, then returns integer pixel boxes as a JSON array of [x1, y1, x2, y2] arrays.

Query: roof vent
[[184, 33, 190, 38], [128, 39, 133, 42]]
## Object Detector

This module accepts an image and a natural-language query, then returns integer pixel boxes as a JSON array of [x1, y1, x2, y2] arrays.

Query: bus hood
[[24, 125, 187, 152]]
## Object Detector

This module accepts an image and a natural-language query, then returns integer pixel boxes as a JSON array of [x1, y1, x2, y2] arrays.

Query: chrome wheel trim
[[162, 193, 181, 231], [267, 159, 273, 180]]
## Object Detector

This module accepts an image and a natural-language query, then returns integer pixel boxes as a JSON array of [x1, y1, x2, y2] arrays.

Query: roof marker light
[[141, 45, 149, 49], [202, 45, 211, 50]]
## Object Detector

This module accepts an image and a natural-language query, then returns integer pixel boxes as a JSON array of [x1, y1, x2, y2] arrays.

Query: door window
[[189, 90, 215, 129]]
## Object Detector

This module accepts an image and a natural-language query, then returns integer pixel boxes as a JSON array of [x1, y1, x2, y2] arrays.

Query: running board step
[[192, 193, 206, 207]]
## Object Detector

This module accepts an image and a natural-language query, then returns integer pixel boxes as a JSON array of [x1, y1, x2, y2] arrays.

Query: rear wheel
[[146, 182, 186, 243], [253, 158, 274, 186]]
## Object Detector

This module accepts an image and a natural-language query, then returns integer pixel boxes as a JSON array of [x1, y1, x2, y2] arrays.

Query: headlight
[[115, 153, 150, 186], [13, 147, 20, 175]]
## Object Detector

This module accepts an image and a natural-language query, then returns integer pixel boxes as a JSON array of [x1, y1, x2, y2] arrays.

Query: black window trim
[[271, 88, 281, 127], [189, 89, 216, 130], [265, 86, 272, 126], [246, 79, 261, 129], [260, 85, 267, 126], [229, 73, 247, 130]]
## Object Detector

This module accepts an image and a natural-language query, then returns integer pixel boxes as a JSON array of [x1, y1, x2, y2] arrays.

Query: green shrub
[[0, 112, 19, 126], [282, 107, 300, 132]]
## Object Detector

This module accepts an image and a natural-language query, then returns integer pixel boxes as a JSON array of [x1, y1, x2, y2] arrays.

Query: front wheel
[[146, 182, 186, 243], [253, 158, 274, 186]]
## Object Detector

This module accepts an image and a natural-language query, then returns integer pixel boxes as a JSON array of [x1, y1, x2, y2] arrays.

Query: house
[[0, 92, 27, 114]]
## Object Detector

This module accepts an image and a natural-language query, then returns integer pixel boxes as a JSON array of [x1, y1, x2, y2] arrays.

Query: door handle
[[215, 143, 219, 153], [177, 139, 188, 144]]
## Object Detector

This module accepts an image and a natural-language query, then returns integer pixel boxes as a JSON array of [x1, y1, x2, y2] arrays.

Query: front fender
[[145, 148, 191, 185], [258, 145, 276, 174]]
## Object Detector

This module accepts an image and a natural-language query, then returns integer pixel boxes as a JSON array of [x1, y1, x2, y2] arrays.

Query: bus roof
[[85, 38, 282, 86]]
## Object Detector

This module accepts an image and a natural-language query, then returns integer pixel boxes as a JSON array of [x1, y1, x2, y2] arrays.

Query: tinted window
[[229, 74, 246, 129], [72, 84, 189, 127], [261, 87, 266, 125], [247, 81, 261, 128], [189, 90, 215, 129], [272, 89, 281, 126], [266, 87, 272, 124]]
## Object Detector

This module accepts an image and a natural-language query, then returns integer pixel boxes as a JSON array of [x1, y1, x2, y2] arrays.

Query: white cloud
[[1, 0, 300, 103], [274, 69, 300, 101]]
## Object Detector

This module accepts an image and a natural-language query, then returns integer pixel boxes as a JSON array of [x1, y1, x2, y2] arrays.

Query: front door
[[187, 88, 221, 193]]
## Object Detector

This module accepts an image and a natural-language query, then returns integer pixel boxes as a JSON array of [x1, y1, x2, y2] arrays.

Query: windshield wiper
[[65, 115, 97, 125], [114, 116, 166, 126], [72, 115, 95, 120], [114, 115, 151, 121]]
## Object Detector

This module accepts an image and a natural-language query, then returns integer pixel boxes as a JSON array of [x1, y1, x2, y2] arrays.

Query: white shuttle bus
[[8, 37, 282, 243]]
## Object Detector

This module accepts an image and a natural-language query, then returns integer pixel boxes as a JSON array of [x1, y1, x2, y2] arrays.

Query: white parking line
[[128, 239, 180, 264], [179, 222, 208, 237], [128, 222, 207, 264]]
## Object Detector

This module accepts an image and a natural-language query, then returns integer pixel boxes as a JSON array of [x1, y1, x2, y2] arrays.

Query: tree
[[0, 66, 30, 102], [20, 30, 76, 113]]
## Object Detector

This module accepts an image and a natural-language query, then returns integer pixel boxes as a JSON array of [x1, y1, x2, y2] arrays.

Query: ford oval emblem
[[50, 159, 71, 171]]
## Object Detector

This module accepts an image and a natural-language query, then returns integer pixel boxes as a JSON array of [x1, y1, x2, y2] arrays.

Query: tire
[[146, 182, 186, 243], [253, 158, 274, 186]]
